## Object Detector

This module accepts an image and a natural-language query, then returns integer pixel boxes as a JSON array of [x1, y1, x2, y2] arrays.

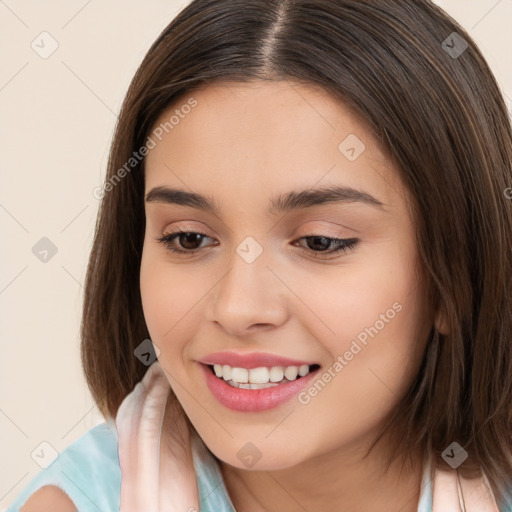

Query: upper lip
[[198, 351, 318, 369]]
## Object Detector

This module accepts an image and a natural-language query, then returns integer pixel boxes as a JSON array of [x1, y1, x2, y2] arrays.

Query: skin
[[140, 80, 436, 512]]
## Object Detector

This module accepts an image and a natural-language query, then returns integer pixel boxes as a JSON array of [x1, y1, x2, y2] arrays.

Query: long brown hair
[[80, 0, 512, 505]]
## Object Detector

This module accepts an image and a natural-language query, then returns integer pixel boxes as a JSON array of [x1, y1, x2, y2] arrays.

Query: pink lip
[[199, 363, 320, 412], [197, 351, 317, 369]]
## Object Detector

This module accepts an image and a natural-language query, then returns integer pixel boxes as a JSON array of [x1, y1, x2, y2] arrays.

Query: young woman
[[8, 0, 512, 510]]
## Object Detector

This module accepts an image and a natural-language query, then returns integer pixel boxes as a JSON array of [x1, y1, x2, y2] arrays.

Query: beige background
[[1, 0, 511, 509]]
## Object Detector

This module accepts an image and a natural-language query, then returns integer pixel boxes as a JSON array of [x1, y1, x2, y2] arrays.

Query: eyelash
[[155, 230, 359, 260]]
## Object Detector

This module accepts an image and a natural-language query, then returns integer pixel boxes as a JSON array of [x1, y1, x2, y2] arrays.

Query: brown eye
[[155, 231, 359, 259], [156, 231, 213, 253], [294, 235, 359, 259]]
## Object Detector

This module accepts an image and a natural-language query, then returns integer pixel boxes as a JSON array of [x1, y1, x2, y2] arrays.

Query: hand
[[115, 360, 200, 512]]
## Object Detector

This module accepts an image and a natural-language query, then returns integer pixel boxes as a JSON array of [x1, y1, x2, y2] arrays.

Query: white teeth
[[269, 367, 284, 382], [248, 367, 270, 384], [211, 363, 314, 384], [298, 365, 309, 377], [237, 382, 279, 389], [284, 366, 298, 380], [222, 365, 232, 380], [230, 367, 249, 383]]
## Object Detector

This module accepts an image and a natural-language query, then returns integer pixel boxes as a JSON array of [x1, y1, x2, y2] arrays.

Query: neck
[[220, 436, 425, 512]]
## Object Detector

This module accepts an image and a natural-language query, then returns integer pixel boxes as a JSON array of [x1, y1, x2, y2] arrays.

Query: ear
[[434, 306, 449, 335]]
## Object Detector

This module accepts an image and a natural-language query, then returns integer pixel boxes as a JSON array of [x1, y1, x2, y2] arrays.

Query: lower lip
[[200, 363, 320, 412]]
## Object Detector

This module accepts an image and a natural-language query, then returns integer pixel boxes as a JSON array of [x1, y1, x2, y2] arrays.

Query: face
[[140, 80, 433, 471]]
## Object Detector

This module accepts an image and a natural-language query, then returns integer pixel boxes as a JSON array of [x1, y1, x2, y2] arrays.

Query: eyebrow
[[145, 185, 385, 214]]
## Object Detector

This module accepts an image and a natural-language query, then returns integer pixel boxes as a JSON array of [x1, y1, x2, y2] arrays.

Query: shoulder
[[6, 421, 121, 512], [20, 485, 76, 512]]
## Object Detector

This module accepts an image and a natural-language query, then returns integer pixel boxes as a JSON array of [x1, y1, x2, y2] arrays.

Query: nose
[[206, 246, 289, 336]]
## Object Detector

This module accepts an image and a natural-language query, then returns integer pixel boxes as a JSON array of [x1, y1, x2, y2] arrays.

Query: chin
[[202, 435, 308, 471]]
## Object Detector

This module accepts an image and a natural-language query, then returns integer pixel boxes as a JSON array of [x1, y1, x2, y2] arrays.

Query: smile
[[200, 362, 321, 412], [212, 363, 317, 388]]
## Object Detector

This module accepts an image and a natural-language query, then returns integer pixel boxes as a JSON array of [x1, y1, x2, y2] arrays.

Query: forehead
[[144, 80, 406, 211]]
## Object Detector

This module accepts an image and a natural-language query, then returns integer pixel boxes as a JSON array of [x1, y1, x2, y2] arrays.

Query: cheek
[[293, 268, 428, 449], [139, 244, 198, 350], [310, 242, 429, 399], [318, 257, 421, 349]]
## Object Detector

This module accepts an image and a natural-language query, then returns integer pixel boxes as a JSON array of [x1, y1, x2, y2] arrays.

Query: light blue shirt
[[6, 420, 436, 511]]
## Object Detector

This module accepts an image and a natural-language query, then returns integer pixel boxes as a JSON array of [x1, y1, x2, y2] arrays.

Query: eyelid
[[161, 221, 212, 235], [160, 220, 354, 242], [297, 222, 354, 240], [156, 226, 359, 261]]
